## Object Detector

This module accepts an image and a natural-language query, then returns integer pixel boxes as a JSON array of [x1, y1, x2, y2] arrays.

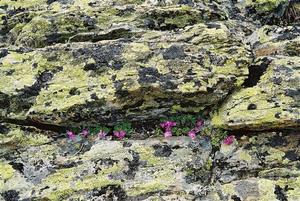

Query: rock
[[0, 136, 210, 200], [212, 26, 300, 130], [0, 22, 251, 126], [1, 130, 299, 200]]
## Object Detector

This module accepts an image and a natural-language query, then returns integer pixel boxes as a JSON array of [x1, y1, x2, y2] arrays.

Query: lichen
[[38, 163, 122, 200], [0, 163, 15, 180]]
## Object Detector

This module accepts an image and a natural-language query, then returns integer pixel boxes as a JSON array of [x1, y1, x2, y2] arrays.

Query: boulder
[[212, 26, 300, 130], [0, 22, 251, 126]]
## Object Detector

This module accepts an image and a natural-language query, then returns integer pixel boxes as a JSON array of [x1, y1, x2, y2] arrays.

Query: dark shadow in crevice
[[1, 118, 66, 133], [243, 57, 272, 87]]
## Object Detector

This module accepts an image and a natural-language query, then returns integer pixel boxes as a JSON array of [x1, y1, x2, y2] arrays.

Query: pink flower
[[188, 130, 196, 140], [113, 130, 126, 140], [98, 130, 107, 139], [164, 130, 172, 138], [160, 121, 177, 138], [67, 130, 76, 140], [195, 119, 204, 129], [81, 129, 89, 137], [160, 121, 177, 129], [223, 135, 235, 145]]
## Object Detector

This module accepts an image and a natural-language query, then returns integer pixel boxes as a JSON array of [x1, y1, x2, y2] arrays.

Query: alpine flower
[[223, 135, 235, 145], [160, 121, 177, 129], [67, 130, 76, 140], [81, 129, 89, 137], [188, 130, 196, 140], [113, 130, 126, 140], [160, 121, 176, 138], [98, 130, 107, 139], [164, 130, 173, 138], [195, 119, 204, 130]]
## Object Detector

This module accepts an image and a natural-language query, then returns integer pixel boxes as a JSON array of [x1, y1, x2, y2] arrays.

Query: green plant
[[202, 126, 228, 148], [160, 114, 200, 136], [114, 122, 133, 136], [89, 125, 110, 135]]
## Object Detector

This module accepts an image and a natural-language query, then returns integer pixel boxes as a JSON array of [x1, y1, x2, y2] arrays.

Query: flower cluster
[[160, 121, 177, 138], [113, 131, 126, 140], [223, 135, 235, 145], [160, 119, 204, 140], [187, 119, 204, 140]]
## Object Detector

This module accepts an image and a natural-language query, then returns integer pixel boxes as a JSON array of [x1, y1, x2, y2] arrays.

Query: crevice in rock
[[1, 118, 66, 134], [243, 57, 272, 87], [67, 28, 134, 43], [274, 185, 288, 201]]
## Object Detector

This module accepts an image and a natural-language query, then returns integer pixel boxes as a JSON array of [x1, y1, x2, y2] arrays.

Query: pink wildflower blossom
[[160, 121, 177, 129], [223, 135, 235, 145], [81, 129, 89, 137], [67, 130, 76, 140], [188, 130, 196, 140], [196, 119, 204, 129], [164, 130, 173, 138], [160, 121, 176, 138], [98, 130, 107, 139], [113, 130, 126, 140]]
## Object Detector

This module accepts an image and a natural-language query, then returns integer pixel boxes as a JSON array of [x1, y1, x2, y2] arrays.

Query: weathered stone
[[212, 26, 300, 130], [0, 22, 251, 126]]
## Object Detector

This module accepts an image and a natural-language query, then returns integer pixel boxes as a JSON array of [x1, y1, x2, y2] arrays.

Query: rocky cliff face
[[0, 0, 299, 200]]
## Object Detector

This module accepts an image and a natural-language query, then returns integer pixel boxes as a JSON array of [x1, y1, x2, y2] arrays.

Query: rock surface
[[212, 26, 300, 130], [1, 124, 299, 200], [0, 0, 300, 200]]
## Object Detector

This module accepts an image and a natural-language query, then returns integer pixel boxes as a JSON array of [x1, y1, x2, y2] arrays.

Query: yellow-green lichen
[[0, 127, 50, 147], [245, 0, 286, 12], [133, 146, 163, 166], [39, 163, 122, 200], [0, 0, 47, 8], [0, 163, 15, 180], [127, 180, 167, 197]]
